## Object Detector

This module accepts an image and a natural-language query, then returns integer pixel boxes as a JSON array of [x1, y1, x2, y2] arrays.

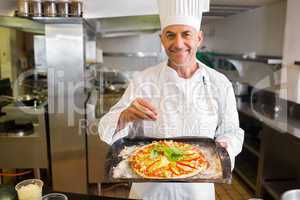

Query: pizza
[[128, 140, 208, 179]]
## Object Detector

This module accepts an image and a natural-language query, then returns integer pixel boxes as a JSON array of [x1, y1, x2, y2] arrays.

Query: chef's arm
[[215, 84, 244, 170], [98, 80, 158, 145], [98, 81, 135, 145]]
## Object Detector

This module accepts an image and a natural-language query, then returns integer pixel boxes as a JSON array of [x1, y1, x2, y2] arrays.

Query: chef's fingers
[[132, 100, 157, 120], [127, 107, 154, 121], [217, 141, 228, 150], [136, 98, 158, 115]]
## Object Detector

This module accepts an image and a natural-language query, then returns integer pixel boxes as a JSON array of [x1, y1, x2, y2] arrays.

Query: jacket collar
[[158, 60, 210, 85]]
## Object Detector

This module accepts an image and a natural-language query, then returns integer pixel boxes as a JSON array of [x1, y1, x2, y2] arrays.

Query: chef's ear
[[197, 31, 204, 46], [159, 33, 166, 48]]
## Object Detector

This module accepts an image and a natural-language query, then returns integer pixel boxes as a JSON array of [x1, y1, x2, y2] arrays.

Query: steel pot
[[16, 95, 39, 107], [1, 95, 39, 107], [281, 189, 300, 200]]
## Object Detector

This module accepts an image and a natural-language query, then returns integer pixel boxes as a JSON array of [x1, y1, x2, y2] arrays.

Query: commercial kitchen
[[0, 0, 299, 199]]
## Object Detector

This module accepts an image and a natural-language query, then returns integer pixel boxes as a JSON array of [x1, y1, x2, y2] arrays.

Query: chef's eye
[[166, 32, 176, 40], [182, 32, 192, 38]]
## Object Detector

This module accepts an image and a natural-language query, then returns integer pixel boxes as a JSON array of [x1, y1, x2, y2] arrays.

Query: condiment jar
[[43, 0, 57, 17], [57, 0, 70, 17], [31, 0, 43, 17], [70, 0, 82, 17], [17, 0, 30, 17]]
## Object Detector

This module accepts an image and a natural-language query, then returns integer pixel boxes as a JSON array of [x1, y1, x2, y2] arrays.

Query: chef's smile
[[160, 25, 202, 68]]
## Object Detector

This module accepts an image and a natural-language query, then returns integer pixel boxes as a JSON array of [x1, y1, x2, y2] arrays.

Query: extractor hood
[[84, 0, 282, 19], [84, 0, 282, 36]]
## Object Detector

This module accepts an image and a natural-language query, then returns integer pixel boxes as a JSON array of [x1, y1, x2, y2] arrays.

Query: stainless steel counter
[[0, 107, 48, 169], [237, 101, 300, 139]]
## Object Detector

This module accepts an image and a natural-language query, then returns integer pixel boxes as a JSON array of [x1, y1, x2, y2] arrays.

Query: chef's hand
[[116, 98, 158, 131], [217, 141, 228, 150]]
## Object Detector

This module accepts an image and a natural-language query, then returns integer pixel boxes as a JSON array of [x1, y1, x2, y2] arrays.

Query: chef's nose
[[173, 35, 185, 49]]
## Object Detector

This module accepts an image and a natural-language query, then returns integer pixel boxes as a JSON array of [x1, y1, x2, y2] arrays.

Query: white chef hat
[[157, 0, 210, 31]]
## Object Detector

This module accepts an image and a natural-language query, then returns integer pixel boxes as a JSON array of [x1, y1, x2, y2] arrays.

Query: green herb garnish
[[153, 144, 184, 162]]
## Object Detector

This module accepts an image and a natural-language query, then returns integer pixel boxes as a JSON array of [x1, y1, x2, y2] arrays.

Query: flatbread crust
[[128, 140, 208, 179]]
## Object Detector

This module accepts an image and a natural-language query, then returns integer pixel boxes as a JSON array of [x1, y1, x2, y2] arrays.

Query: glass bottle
[[31, 0, 43, 17], [43, 0, 57, 17], [57, 0, 70, 17], [17, 0, 30, 17], [70, 0, 82, 17]]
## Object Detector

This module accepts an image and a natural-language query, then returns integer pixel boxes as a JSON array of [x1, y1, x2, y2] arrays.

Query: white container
[[15, 179, 43, 200], [281, 189, 300, 200]]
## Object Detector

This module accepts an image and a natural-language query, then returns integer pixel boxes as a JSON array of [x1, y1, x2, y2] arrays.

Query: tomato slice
[[146, 159, 160, 172], [168, 164, 178, 175], [181, 156, 201, 162], [149, 168, 164, 177], [176, 163, 192, 172], [177, 161, 197, 169]]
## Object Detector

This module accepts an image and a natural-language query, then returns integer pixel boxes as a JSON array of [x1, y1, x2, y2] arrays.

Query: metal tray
[[105, 137, 232, 183]]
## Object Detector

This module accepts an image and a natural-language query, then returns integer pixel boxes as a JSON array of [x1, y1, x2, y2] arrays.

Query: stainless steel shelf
[[32, 17, 83, 24], [0, 16, 44, 34], [214, 52, 282, 65]]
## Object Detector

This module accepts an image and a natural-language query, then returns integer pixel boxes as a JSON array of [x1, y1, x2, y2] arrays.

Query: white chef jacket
[[99, 61, 244, 200]]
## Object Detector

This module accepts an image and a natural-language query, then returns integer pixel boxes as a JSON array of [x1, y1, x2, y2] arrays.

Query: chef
[[98, 0, 244, 199]]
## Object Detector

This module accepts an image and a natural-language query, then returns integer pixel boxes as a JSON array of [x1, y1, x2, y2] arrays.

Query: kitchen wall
[[202, 0, 286, 56], [201, 0, 287, 93], [84, 0, 157, 19], [280, 0, 300, 103], [0, 0, 16, 16], [0, 28, 17, 81]]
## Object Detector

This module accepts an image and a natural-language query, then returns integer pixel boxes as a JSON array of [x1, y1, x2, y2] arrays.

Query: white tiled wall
[[280, 0, 300, 103]]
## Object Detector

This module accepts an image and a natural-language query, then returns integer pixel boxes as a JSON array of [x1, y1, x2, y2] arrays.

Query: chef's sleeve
[[98, 80, 136, 145], [215, 83, 244, 170]]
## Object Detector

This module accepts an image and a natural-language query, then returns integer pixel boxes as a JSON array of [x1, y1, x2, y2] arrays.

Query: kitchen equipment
[[57, 0, 70, 17], [17, 0, 30, 17], [42, 193, 68, 200], [281, 189, 300, 200], [43, 0, 57, 17], [16, 94, 39, 107], [232, 81, 249, 96], [0, 120, 34, 136], [106, 137, 231, 183], [100, 70, 128, 94], [0, 94, 40, 107], [69, 0, 82, 17], [31, 0, 43, 17]]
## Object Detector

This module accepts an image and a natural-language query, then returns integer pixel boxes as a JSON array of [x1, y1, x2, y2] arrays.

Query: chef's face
[[160, 25, 203, 68]]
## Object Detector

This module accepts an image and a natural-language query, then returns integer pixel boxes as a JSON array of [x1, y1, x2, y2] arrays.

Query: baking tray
[[105, 137, 232, 183]]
